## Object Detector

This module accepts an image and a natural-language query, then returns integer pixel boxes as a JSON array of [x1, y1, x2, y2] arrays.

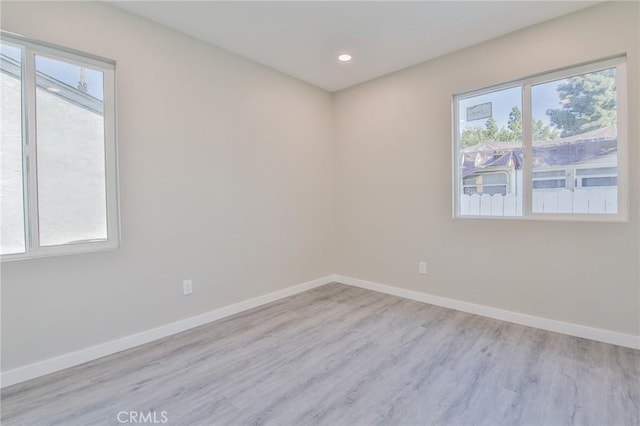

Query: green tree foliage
[[460, 126, 486, 148], [484, 116, 499, 140], [507, 106, 522, 134], [546, 69, 616, 137], [533, 119, 559, 142], [460, 69, 614, 147], [460, 106, 557, 148]]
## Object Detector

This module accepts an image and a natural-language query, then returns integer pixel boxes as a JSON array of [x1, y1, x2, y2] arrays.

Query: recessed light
[[338, 54, 352, 62]]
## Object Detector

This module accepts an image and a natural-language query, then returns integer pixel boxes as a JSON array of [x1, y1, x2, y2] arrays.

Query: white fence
[[460, 188, 617, 216]]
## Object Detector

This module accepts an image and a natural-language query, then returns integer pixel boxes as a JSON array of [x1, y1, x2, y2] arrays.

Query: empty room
[[1, 1, 638, 425]]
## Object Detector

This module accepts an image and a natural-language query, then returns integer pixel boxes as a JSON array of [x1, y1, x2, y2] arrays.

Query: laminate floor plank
[[2, 283, 638, 425]]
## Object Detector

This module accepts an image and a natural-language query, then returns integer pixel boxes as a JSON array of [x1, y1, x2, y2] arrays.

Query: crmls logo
[[117, 411, 168, 424]]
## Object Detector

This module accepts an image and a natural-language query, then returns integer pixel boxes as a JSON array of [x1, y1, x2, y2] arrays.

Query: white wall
[[0, 1, 335, 371], [334, 2, 639, 336]]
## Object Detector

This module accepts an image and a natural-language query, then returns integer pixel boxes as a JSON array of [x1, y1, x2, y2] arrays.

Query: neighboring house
[[459, 126, 618, 215], [461, 125, 617, 196]]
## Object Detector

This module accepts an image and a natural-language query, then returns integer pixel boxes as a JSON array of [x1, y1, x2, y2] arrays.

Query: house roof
[[0, 54, 103, 115], [461, 126, 617, 177]]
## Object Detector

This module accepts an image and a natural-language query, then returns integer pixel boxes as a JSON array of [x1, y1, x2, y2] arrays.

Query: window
[[463, 171, 510, 196], [576, 167, 617, 189], [1, 33, 119, 260], [453, 57, 627, 220], [532, 170, 566, 190], [532, 166, 618, 191]]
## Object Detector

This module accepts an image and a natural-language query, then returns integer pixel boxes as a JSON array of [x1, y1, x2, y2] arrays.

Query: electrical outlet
[[419, 261, 427, 274], [183, 279, 193, 296]]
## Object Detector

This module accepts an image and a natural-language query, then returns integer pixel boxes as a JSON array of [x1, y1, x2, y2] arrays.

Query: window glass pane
[[533, 179, 565, 189], [1, 44, 26, 255], [458, 87, 522, 216], [531, 68, 617, 214], [581, 177, 617, 188], [576, 167, 617, 176], [478, 172, 507, 185], [533, 170, 565, 179], [35, 55, 107, 246]]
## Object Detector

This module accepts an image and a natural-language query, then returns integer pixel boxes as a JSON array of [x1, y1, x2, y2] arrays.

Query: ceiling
[[112, 1, 600, 92]]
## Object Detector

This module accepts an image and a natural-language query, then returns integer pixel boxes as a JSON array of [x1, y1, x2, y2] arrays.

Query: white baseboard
[[0, 275, 334, 388], [333, 274, 640, 350], [4, 273, 637, 388]]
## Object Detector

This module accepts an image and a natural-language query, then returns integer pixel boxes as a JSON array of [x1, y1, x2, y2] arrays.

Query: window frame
[[1, 32, 120, 261], [452, 56, 628, 222]]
